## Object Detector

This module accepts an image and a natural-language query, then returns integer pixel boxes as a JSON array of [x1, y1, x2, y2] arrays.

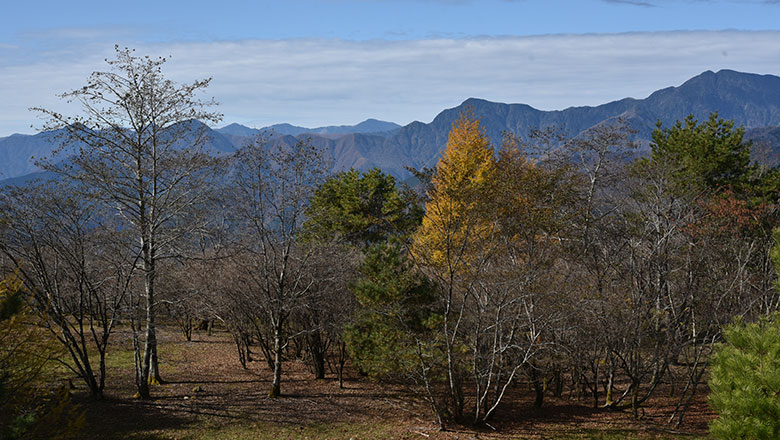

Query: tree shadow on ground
[[78, 395, 202, 439]]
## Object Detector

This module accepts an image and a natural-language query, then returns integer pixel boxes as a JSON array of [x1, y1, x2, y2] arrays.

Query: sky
[[1, 0, 779, 135]]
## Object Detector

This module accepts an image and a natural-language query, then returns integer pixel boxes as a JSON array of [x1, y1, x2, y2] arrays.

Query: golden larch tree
[[410, 111, 496, 423], [412, 111, 495, 271]]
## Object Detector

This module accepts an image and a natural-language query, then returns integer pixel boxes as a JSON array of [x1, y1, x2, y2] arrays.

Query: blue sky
[[1, 0, 780, 135]]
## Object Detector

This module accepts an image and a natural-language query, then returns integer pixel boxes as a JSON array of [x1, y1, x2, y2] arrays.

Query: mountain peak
[[461, 97, 495, 106], [221, 122, 250, 130], [350, 119, 401, 133], [216, 123, 261, 137], [682, 69, 777, 87]]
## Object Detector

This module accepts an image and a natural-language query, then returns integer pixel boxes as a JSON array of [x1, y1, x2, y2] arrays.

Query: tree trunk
[[269, 322, 283, 398], [251, 323, 276, 371], [631, 380, 640, 419], [604, 365, 615, 406], [312, 351, 326, 380], [443, 283, 464, 422], [308, 331, 326, 380], [149, 337, 163, 384], [552, 364, 563, 398], [141, 234, 161, 391], [245, 333, 254, 362], [82, 362, 101, 399], [96, 348, 106, 399], [591, 359, 600, 408], [132, 318, 151, 399], [338, 341, 346, 389], [183, 315, 192, 342], [530, 365, 545, 408], [233, 331, 248, 369]]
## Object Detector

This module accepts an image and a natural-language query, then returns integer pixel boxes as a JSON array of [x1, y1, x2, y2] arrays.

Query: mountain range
[[2, 69, 780, 182]]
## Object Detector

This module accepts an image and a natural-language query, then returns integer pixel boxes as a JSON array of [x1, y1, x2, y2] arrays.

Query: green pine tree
[[709, 314, 780, 440], [345, 240, 440, 379], [303, 168, 422, 247]]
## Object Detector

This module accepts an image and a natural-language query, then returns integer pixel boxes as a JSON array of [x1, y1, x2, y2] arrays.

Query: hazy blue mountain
[[260, 123, 307, 136], [177, 120, 236, 155], [216, 123, 262, 138], [3, 69, 780, 183], [316, 119, 401, 136], [216, 119, 401, 138], [0, 131, 63, 181], [268, 131, 411, 178]]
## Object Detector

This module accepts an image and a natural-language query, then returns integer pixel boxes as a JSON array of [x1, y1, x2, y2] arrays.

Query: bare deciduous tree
[[0, 182, 136, 398], [231, 137, 329, 397], [33, 46, 223, 398]]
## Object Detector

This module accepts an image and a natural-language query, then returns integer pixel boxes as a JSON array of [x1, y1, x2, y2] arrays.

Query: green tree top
[[303, 168, 422, 246], [650, 112, 752, 191], [647, 111, 780, 214]]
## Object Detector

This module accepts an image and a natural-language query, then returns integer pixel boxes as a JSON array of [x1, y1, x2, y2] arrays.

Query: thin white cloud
[[19, 26, 140, 41], [2, 30, 780, 135], [603, 0, 658, 6]]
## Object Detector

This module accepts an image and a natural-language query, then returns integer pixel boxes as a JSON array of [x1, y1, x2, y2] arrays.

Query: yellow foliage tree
[[412, 111, 496, 272], [410, 111, 496, 423]]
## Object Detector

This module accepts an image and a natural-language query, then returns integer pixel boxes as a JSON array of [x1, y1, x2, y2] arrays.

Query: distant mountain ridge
[[380, 69, 780, 174], [217, 118, 401, 138], [2, 69, 780, 182]]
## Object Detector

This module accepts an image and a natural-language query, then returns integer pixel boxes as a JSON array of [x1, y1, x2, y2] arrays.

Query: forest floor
[[73, 326, 714, 439]]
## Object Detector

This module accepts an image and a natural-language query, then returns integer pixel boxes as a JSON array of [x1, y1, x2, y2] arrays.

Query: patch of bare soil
[[74, 327, 714, 439]]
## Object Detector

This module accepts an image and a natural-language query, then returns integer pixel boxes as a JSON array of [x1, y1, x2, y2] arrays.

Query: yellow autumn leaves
[[411, 109, 579, 281], [412, 113, 494, 270], [412, 111, 554, 277]]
